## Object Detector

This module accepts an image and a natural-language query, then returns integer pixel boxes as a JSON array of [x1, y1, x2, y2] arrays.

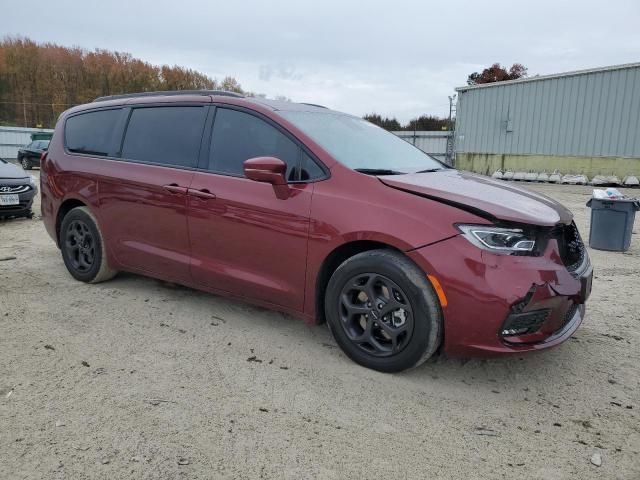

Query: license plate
[[579, 266, 593, 304], [0, 194, 19, 206]]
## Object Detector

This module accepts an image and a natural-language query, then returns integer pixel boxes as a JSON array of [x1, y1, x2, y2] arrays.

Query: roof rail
[[93, 90, 244, 102], [299, 102, 328, 109]]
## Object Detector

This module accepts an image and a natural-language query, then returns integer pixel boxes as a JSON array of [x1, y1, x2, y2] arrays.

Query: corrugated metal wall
[[455, 63, 640, 158], [0, 126, 53, 159], [392, 131, 451, 162]]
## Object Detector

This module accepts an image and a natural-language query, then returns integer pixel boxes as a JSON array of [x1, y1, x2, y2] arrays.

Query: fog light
[[500, 309, 550, 337], [501, 327, 530, 336]]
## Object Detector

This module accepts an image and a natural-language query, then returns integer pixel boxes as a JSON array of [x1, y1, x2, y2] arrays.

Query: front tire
[[20, 156, 32, 170], [59, 206, 117, 283], [325, 249, 442, 372]]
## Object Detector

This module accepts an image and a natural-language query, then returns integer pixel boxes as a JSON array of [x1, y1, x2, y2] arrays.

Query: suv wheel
[[325, 249, 442, 372], [59, 206, 117, 283]]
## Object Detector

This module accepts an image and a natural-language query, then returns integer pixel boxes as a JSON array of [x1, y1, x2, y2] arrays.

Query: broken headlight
[[457, 225, 536, 254]]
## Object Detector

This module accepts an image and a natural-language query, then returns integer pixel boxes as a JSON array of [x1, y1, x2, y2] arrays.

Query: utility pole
[[23, 95, 28, 127], [448, 94, 456, 131], [446, 94, 457, 165]]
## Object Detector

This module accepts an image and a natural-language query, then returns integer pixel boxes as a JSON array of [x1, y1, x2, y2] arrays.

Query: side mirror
[[243, 157, 287, 185]]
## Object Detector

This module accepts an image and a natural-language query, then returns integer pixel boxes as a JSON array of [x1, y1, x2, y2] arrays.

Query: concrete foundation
[[455, 153, 640, 178]]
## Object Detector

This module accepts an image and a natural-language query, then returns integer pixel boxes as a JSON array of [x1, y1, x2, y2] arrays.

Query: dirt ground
[[1, 171, 638, 480]]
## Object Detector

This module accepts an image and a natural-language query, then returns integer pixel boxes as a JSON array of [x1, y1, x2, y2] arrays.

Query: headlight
[[29, 175, 36, 186], [457, 224, 536, 253]]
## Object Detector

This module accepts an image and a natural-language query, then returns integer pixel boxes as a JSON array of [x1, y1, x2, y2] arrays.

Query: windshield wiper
[[354, 168, 405, 175], [414, 168, 445, 173]]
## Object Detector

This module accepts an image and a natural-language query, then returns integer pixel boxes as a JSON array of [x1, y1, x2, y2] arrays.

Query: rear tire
[[325, 249, 442, 373], [59, 206, 117, 283]]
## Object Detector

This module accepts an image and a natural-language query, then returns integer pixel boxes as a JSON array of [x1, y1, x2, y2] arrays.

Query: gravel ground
[[1, 171, 639, 479]]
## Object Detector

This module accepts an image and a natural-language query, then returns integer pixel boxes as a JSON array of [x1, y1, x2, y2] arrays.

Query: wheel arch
[[55, 198, 88, 246], [314, 240, 405, 324]]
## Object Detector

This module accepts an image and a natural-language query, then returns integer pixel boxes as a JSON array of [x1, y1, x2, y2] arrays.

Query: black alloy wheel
[[325, 249, 442, 372], [64, 219, 96, 273], [339, 273, 414, 357], [59, 206, 117, 283]]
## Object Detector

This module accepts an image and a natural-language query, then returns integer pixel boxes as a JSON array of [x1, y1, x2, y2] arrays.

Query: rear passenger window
[[65, 109, 123, 156], [121, 106, 207, 168], [209, 108, 299, 180]]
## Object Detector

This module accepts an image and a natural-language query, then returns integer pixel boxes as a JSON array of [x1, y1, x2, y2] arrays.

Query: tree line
[[0, 37, 528, 133], [363, 113, 451, 132], [0, 37, 244, 128]]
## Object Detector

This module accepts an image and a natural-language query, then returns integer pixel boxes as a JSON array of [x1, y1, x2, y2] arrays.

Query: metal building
[[0, 126, 54, 160], [392, 131, 451, 162], [454, 62, 640, 177]]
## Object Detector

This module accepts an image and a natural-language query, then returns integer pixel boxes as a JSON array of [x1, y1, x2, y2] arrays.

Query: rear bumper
[[408, 233, 590, 357]]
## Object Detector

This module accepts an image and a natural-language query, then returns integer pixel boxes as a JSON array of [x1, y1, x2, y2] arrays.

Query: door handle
[[163, 184, 188, 194], [188, 188, 217, 200]]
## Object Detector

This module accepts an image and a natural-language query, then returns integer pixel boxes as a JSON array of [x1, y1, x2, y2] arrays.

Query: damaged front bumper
[[408, 233, 592, 357]]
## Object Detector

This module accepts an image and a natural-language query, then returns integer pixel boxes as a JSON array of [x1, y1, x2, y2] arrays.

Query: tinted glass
[[209, 108, 298, 179], [280, 111, 444, 173], [121, 106, 207, 167], [65, 109, 122, 156], [300, 152, 325, 181]]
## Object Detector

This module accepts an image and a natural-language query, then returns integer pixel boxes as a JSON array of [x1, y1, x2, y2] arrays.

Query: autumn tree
[[0, 36, 245, 128], [467, 63, 528, 86]]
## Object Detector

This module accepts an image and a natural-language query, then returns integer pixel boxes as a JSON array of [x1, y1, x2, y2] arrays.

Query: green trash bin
[[586, 198, 640, 251]]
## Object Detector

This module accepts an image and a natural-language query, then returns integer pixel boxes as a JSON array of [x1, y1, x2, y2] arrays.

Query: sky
[[2, 0, 639, 123]]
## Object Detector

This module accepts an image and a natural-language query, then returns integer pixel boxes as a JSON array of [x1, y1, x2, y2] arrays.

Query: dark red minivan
[[41, 90, 592, 372]]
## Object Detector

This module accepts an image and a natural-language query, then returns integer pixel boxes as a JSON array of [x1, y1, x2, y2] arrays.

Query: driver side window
[[208, 108, 299, 181]]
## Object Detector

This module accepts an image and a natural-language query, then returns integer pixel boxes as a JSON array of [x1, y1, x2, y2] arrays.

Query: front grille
[[550, 222, 585, 272], [0, 184, 31, 194]]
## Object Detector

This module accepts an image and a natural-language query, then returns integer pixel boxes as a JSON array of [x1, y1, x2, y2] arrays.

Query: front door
[[187, 107, 314, 310]]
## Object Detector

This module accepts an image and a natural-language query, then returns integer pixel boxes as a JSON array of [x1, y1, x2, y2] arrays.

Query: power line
[[0, 101, 77, 106]]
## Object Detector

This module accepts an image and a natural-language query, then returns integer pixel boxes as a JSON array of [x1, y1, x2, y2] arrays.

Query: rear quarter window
[[65, 109, 123, 156]]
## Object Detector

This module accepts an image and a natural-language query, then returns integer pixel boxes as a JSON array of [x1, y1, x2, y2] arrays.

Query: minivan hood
[[0, 159, 29, 180], [379, 169, 573, 227]]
